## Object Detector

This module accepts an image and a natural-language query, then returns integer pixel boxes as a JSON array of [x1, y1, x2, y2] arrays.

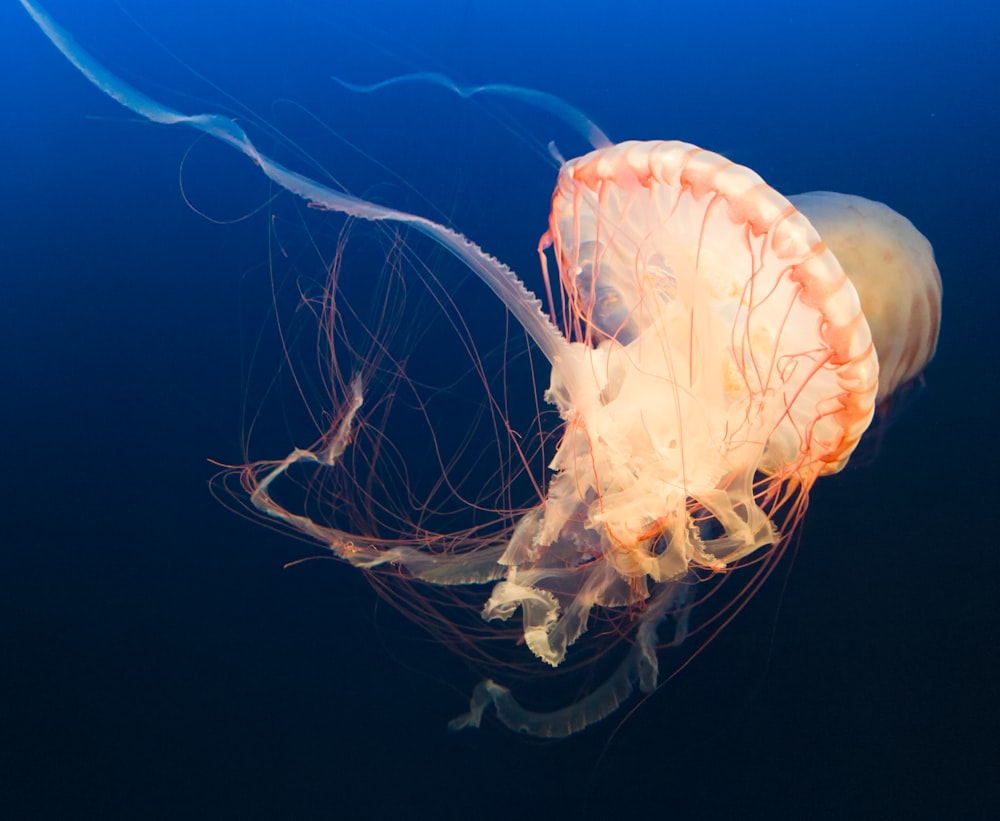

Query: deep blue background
[[2, 1, 997, 818]]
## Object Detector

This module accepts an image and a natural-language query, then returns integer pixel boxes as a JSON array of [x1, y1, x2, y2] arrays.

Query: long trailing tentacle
[[19, 0, 573, 369], [332, 72, 612, 151]]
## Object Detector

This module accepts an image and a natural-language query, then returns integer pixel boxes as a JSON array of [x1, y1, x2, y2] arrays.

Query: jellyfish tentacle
[[449, 577, 691, 737], [248, 438, 510, 584], [332, 72, 611, 150], [20, 0, 573, 370], [245, 375, 508, 584]]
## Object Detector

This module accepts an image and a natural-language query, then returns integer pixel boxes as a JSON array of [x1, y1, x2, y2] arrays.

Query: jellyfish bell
[[22, 0, 942, 739]]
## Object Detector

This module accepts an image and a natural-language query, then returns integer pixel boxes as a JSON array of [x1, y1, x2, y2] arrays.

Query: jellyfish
[[22, 0, 941, 737]]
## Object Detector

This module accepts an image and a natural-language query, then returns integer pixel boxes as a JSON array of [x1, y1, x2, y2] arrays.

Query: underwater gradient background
[[1, 0, 997, 818]]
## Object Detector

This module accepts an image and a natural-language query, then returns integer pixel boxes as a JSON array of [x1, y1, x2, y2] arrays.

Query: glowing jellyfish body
[[490, 144, 880, 660], [452, 142, 882, 733], [22, 0, 941, 737]]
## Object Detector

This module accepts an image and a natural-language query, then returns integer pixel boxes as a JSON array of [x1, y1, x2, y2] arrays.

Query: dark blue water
[[2, 1, 996, 818]]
